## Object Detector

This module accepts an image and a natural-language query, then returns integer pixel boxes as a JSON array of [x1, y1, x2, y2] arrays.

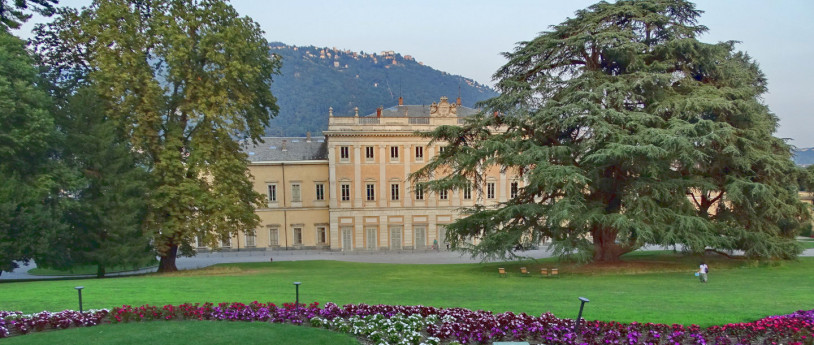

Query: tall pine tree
[[57, 88, 153, 278]]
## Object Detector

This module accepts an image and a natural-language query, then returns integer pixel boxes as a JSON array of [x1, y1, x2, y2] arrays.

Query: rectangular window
[[341, 183, 350, 201], [390, 146, 399, 160], [487, 182, 495, 199], [291, 183, 301, 202], [269, 228, 279, 246], [439, 146, 448, 154], [415, 146, 423, 161], [463, 184, 472, 200], [439, 189, 448, 200], [196, 234, 206, 248], [365, 146, 374, 160], [340, 146, 350, 161], [267, 184, 277, 202], [315, 183, 325, 201], [317, 227, 327, 244], [366, 183, 375, 201], [221, 236, 231, 248], [245, 233, 256, 247], [391, 183, 400, 201], [293, 227, 302, 245], [415, 185, 424, 200], [510, 182, 519, 199]]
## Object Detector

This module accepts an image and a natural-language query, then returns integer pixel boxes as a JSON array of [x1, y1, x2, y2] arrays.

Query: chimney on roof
[[377, 106, 382, 118], [306, 132, 311, 143], [281, 139, 287, 151], [493, 111, 499, 118], [456, 96, 461, 106], [398, 96, 403, 106]]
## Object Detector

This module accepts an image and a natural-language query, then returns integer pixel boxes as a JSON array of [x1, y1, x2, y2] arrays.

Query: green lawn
[[1, 320, 359, 345], [2, 253, 813, 327]]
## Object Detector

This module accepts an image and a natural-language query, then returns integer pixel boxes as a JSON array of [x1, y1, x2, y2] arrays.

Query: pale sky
[[15, 0, 814, 147]]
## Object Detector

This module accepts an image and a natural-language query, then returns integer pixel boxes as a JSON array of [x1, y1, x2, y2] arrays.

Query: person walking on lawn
[[698, 262, 709, 283]]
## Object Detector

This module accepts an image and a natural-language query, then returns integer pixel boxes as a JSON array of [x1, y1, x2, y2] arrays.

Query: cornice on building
[[250, 160, 328, 165]]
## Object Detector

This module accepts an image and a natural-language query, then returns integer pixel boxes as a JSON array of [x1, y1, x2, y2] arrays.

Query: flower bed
[[0, 310, 108, 337], [2, 303, 813, 344]]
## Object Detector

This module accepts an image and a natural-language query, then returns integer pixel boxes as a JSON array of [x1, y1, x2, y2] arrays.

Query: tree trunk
[[592, 226, 630, 262], [96, 264, 106, 278], [158, 244, 179, 273]]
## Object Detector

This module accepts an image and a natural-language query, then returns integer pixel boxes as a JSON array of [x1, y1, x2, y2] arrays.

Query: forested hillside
[[266, 43, 498, 136]]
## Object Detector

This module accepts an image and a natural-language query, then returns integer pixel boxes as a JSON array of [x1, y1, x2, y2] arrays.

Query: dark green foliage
[[56, 88, 153, 278], [0, 0, 56, 30], [413, 0, 807, 262], [799, 165, 814, 191], [265, 43, 498, 137], [0, 30, 63, 275], [800, 223, 813, 237]]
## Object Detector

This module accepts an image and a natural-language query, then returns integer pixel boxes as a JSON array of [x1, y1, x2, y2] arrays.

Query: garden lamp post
[[75, 286, 84, 313], [574, 297, 590, 334], [293, 282, 301, 313]]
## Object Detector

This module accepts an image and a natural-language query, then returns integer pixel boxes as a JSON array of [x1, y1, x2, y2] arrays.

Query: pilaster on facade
[[404, 144, 412, 207], [378, 144, 387, 207], [353, 146, 362, 207], [499, 170, 508, 203], [328, 144, 338, 209]]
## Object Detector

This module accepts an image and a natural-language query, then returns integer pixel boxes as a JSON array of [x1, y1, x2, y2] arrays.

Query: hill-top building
[[202, 97, 520, 251]]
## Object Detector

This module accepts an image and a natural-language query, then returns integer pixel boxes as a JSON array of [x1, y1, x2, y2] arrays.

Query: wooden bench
[[520, 267, 530, 277], [498, 267, 507, 277]]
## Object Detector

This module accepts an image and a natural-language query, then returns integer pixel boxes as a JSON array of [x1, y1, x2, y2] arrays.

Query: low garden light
[[293, 282, 301, 312], [74, 286, 84, 313], [574, 296, 590, 334]]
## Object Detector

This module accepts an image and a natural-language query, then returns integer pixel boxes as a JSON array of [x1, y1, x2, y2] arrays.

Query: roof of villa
[[244, 136, 327, 162]]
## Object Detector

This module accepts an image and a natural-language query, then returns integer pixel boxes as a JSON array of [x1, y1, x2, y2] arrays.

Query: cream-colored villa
[[204, 96, 520, 251]]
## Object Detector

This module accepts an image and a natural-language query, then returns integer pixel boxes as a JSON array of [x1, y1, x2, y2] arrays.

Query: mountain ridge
[[265, 42, 498, 137]]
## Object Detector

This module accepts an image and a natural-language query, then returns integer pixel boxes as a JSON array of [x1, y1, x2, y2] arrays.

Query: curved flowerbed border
[[2, 302, 813, 344]]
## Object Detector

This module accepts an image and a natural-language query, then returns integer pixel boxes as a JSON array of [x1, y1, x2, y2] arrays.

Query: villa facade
[[205, 96, 519, 252]]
